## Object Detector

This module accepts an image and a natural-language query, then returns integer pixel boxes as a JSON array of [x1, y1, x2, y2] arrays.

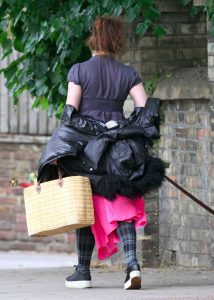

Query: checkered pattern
[[76, 226, 95, 273], [117, 221, 138, 268], [76, 221, 138, 272]]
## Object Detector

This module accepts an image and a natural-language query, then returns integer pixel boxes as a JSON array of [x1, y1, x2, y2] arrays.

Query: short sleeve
[[129, 67, 142, 90], [67, 63, 81, 85]]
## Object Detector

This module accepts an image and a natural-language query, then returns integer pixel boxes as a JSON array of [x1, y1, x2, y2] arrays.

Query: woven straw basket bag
[[23, 175, 94, 237]]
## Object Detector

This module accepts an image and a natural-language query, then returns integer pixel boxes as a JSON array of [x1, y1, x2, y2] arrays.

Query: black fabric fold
[[37, 98, 165, 200]]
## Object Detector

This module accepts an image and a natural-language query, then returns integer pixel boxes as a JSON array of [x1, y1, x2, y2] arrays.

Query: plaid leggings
[[76, 221, 138, 272]]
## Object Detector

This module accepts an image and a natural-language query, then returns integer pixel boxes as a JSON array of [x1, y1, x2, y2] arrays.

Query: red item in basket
[[19, 182, 33, 188]]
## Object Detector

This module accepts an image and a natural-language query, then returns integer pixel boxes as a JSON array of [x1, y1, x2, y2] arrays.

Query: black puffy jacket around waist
[[38, 98, 165, 200]]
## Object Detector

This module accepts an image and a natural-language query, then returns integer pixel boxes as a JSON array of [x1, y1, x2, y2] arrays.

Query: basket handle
[[36, 163, 63, 193]]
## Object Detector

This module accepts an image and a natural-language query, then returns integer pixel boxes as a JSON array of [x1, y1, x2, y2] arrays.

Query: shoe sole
[[65, 280, 92, 288], [124, 270, 141, 290]]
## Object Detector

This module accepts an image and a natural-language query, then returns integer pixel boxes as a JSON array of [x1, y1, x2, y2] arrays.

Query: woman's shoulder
[[116, 61, 141, 80]]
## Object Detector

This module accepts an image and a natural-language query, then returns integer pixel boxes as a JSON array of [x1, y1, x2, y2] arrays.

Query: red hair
[[87, 16, 125, 56]]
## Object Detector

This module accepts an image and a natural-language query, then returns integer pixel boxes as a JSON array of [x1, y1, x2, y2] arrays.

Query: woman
[[64, 16, 148, 290], [39, 15, 165, 290]]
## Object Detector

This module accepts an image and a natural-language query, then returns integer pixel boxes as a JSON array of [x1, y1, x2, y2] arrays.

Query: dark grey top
[[67, 55, 142, 122]]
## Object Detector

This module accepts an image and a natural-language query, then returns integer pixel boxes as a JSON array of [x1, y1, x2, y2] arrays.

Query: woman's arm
[[50, 83, 81, 166], [129, 83, 148, 108], [66, 82, 82, 110]]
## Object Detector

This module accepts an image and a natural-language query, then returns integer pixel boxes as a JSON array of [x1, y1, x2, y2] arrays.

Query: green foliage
[[0, 0, 166, 115], [179, 0, 204, 17], [0, 0, 211, 116], [204, 0, 214, 36], [144, 73, 160, 97]]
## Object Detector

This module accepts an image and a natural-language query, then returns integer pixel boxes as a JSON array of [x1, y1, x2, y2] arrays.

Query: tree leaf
[[34, 59, 48, 77], [179, 0, 192, 6], [153, 25, 166, 37], [126, 6, 138, 23], [13, 38, 24, 52], [0, 0, 165, 112], [136, 20, 152, 37], [144, 7, 160, 21], [58, 83, 67, 96]]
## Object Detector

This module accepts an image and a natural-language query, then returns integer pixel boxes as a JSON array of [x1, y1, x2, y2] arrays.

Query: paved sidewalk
[[0, 251, 77, 269], [0, 251, 213, 300]]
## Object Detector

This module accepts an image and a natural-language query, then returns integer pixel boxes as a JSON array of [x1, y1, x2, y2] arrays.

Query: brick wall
[[122, 0, 208, 267], [207, 15, 214, 241], [123, 0, 207, 81], [156, 67, 213, 268], [0, 137, 76, 253]]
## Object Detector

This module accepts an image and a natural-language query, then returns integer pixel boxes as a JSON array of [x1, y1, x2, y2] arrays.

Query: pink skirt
[[91, 194, 147, 260]]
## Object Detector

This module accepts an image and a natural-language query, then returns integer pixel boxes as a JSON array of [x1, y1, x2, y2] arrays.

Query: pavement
[[0, 251, 214, 300]]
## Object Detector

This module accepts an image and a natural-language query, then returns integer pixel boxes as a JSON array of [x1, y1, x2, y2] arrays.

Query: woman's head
[[87, 16, 125, 57]]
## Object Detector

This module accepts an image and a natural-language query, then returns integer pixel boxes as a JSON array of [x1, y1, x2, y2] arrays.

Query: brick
[[158, 36, 192, 48], [198, 114, 210, 126], [186, 164, 200, 176], [167, 163, 179, 174], [11, 242, 37, 251], [190, 241, 201, 253], [130, 63, 142, 74], [0, 151, 13, 159], [164, 112, 177, 124], [168, 188, 179, 200], [184, 113, 197, 124], [159, 224, 170, 237], [142, 49, 174, 61], [0, 160, 17, 168], [208, 67, 214, 80], [186, 141, 199, 151], [122, 50, 135, 63], [194, 36, 207, 47], [146, 212, 158, 225], [159, 13, 189, 23], [157, 1, 188, 13], [176, 128, 188, 138], [196, 23, 206, 34], [0, 197, 17, 205], [187, 128, 197, 139], [0, 206, 12, 215], [196, 128, 210, 139], [177, 227, 191, 240], [162, 24, 175, 35], [178, 141, 186, 151], [207, 42, 214, 55], [186, 176, 203, 189], [178, 112, 184, 123], [176, 48, 206, 60], [166, 137, 178, 149], [145, 200, 158, 212], [171, 213, 180, 226], [176, 23, 196, 35], [15, 223, 27, 234], [16, 213, 27, 224], [144, 225, 158, 236], [208, 55, 214, 67], [0, 230, 16, 240], [136, 36, 156, 48], [139, 62, 157, 74], [176, 101, 188, 111], [124, 34, 131, 48]]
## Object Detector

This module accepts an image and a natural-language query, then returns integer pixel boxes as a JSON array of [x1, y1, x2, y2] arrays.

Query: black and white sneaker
[[65, 266, 92, 288], [124, 264, 141, 290]]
